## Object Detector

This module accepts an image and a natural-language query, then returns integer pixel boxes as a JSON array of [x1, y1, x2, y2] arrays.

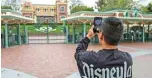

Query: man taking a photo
[[75, 17, 133, 78]]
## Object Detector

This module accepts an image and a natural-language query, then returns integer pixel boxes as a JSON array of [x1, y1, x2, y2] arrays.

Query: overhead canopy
[[62, 10, 152, 24], [1, 9, 33, 23]]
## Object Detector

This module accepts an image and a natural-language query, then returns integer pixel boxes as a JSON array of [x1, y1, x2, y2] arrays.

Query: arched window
[[44, 8, 47, 12], [60, 6, 65, 12], [60, 16, 66, 19], [36, 8, 40, 12], [50, 9, 54, 12]]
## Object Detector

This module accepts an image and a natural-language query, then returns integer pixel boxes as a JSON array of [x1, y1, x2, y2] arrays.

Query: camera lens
[[95, 20, 102, 26]]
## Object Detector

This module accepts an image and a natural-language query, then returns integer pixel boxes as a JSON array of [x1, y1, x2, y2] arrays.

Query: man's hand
[[87, 26, 95, 39]]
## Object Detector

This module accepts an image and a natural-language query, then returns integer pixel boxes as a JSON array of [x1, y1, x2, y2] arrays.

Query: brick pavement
[[1, 42, 152, 78]]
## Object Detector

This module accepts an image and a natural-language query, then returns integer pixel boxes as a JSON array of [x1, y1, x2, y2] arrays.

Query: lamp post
[[45, 17, 49, 44]]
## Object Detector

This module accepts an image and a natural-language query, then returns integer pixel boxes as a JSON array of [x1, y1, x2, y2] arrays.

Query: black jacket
[[75, 37, 133, 78]]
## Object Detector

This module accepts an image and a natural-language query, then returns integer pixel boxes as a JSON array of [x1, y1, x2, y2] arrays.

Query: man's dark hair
[[101, 17, 124, 45]]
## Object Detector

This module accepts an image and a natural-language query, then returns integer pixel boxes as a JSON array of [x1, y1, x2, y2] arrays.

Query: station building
[[61, 10, 152, 43], [21, 0, 68, 23]]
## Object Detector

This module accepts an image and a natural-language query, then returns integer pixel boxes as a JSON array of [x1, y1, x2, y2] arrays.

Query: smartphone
[[93, 17, 102, 33]]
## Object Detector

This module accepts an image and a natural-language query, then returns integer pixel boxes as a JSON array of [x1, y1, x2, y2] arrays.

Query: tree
[[147, 2, 152, 12], [140, 2, 152, 13], [96, 0, 106, 9], [1, 6, 12, 9], [96, 0, 133, 11], [1, 0, 22, 11], [71, 6, 94, 13], [140, 6, 149, 13]]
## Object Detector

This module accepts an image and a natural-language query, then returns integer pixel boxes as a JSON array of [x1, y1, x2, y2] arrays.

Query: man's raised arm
[[75, 26, 95, 60], [76, 37, 90, 54]]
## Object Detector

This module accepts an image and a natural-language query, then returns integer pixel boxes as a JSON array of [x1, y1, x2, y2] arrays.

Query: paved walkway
[[1, 43, 152, 78], [2, 68, 37, 78], [29, 36, 65, 44]]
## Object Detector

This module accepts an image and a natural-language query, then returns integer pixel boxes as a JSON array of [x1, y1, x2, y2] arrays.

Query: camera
[[93, 17, 102, 33]]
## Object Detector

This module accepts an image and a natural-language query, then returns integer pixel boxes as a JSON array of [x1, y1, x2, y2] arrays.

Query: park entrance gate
[[28, 23, 66, 44]]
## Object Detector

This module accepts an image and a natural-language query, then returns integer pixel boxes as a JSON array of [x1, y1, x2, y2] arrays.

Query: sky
[[28, 0, 96, 6], [28, 0, 152, 7]]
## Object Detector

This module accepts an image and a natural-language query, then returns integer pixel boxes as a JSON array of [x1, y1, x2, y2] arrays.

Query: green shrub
[[1, 6, 12, 9]]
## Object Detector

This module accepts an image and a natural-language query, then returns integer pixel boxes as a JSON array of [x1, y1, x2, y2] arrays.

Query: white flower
[[35, 27, 57, 32], [40, 27, 47, 31]]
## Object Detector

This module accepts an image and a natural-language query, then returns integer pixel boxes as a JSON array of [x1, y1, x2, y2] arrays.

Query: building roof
[[1, 9, 33, 23], [62, 10, 152, 24], [1, 9, 22, 15], [32, 4, 56, 6]]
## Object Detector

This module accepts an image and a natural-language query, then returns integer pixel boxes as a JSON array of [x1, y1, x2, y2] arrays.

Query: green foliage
[[147, 2, 152, 12], [140, 2, 152, 13], [68, 24, 91, 35], [96, 0, 133, 11], [140, 6, 149, 13], [1, 24, 91, 35], [71, 6, 94, 13], [1, 6, 12, 9]]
